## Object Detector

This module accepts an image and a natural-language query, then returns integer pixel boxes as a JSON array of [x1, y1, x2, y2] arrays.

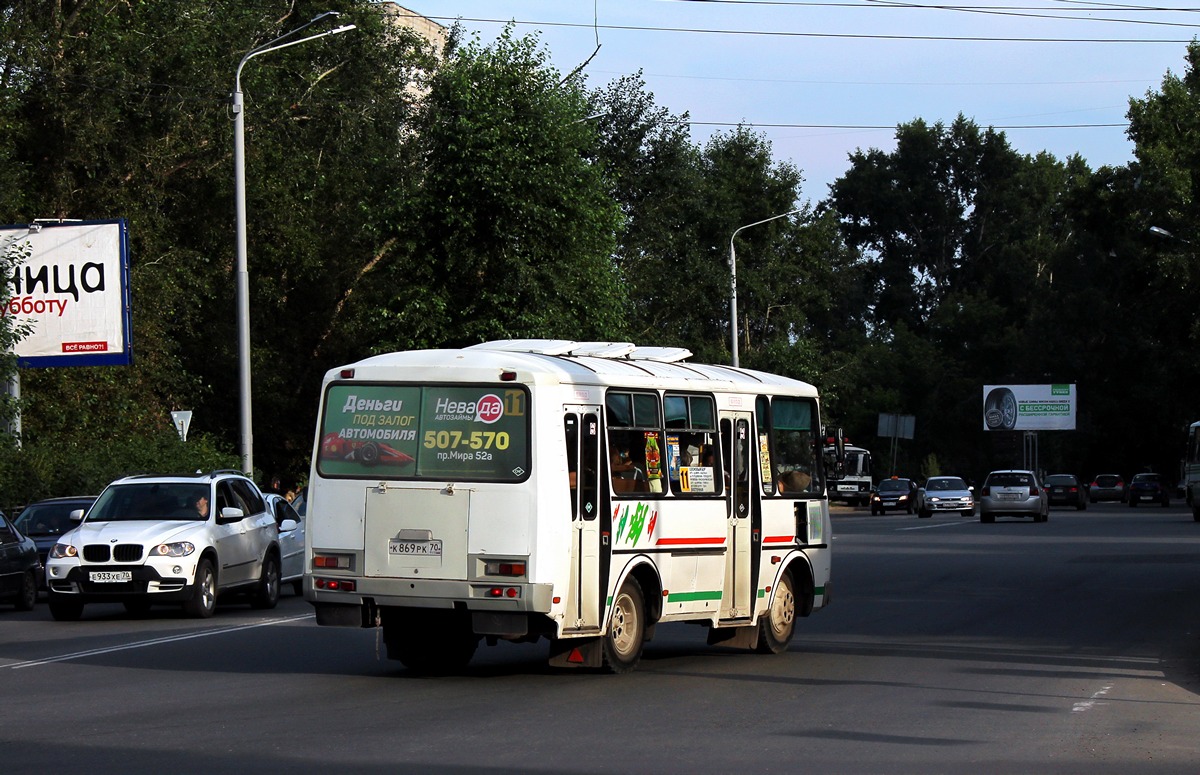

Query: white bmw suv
[[45, 470, 290, 620]]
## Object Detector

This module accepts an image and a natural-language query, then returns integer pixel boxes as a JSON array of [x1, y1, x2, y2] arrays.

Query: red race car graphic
[[320, 433, 415, 468]]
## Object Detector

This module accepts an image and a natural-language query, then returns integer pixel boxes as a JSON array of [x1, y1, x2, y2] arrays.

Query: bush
[[0, 428, 238, 514]]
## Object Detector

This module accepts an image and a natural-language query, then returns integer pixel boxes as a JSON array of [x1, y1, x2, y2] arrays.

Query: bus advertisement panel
[[317, 383, 530, 481]]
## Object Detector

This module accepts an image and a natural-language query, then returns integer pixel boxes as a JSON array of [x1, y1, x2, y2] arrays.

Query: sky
[[401, 0, 1200, 202]]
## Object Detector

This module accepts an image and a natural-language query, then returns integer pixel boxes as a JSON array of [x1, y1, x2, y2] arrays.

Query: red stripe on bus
[[763, 535, 794, 543]]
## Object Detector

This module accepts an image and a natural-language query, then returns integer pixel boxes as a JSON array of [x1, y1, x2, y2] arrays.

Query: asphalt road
[[3, 501, 1200, 773]]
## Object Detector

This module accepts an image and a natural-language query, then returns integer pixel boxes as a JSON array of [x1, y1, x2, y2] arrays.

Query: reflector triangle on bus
[[568, 648, 585, 664]]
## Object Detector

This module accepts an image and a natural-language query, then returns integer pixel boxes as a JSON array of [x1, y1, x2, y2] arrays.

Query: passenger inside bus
[[775, 427, 820, 496], [778, 469, 812, 493], [610, 443, 646, 492]]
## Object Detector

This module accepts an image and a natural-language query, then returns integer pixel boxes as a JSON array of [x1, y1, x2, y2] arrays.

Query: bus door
[[720, 413, 754, 621], [563, 408, 604, 632]]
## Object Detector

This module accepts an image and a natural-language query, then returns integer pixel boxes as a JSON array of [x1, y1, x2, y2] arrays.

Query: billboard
[[0, 219, 132, 367], [982, 384, 1076, 431]]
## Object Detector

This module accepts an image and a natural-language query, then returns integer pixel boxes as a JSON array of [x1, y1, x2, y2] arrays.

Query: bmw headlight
[[49, 543, 78, 559], [150, 541, 196, 558]]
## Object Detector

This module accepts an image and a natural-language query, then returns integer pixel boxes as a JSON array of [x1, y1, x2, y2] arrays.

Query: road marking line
[[4, 613, 314, 670], [1072, 684, 1113, 712], [897, 521, 971, 531]]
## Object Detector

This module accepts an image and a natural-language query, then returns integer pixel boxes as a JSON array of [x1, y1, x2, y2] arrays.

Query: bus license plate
[[389, 539, 443, 557], [90, 570, 132, 583]]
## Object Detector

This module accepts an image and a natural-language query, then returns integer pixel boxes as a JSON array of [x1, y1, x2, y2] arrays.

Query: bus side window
[[772, 397, 821, 497], [564, 415, 579, 517]]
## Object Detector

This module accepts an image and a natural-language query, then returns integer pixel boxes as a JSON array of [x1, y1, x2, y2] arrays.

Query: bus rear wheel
[[756, 569, 796, 654], [603, 578, 646, 673]]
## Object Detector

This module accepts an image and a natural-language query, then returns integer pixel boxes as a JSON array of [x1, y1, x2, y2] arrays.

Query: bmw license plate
[[389, 539, 443, 557], [90, 570, 132, 583]]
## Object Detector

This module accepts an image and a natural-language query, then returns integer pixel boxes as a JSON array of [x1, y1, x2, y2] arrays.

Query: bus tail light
[[487, 587, 520, 598], [485, 561, 526, 577], [314, 553, 352, 569], [315, 578, 356, 591]]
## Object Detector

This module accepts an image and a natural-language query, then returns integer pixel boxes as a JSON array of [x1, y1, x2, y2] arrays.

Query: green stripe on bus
[[665, 590, 723, 602]]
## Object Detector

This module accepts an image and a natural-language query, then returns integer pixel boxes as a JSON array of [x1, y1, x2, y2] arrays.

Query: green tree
[[345, 26, 627, 351], [0, 1, 433, 488]]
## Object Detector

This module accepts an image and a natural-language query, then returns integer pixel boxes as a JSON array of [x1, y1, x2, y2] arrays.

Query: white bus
[[303, 340, 833, 673], [1185, 420, 1200, 520], [825, 442, 872, 506]]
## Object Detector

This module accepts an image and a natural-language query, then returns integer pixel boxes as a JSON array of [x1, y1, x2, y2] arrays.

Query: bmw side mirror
[[218, 506, 245, 523]]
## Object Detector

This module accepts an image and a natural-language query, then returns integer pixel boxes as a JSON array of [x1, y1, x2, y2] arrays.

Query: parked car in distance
[[979, 469, 1049, 523], [916, 476, 975, 518], [13, 496, 97, 591], [263, 492, 305, 595], [45, 470, 284, 621], [1089, 474, 1126, 503], [871, 477, 918, 515], [1044, 474, 1088, 510], [1127, 472, 1169, 507], [0, 511, 38, 610]]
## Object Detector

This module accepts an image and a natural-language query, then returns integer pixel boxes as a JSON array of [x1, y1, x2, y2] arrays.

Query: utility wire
[[413, 14, 1196, 43]]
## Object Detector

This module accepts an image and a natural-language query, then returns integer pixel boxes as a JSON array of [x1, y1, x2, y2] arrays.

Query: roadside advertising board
[[0, 219, 132, 367], [982, 384, 1076, 431]]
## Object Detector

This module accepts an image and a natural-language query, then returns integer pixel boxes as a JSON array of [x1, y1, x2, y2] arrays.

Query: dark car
[[1127, 473, 1169, 507], [1044, 474, 1088, 510], [870, 477, 917, 515], [13, 496, 97, 592], [1088, 474, 1126, 503], [0, 511, 38, 610]]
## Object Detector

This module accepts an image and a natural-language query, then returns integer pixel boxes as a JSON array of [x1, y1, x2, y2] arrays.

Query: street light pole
[[729, 208, 802, 368], [233, 12, 355, 475]]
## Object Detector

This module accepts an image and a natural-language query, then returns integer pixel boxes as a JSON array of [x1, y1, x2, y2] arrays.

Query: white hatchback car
[[979, 469, 1049, 523], [45, 471, 291, 620]]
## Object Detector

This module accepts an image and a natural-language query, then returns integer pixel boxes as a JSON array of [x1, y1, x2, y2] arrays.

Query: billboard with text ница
[[1, 219, 132, 367], [982, 384, 1076, 431]]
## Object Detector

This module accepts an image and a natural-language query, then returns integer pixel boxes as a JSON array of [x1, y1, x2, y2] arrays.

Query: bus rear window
[[317, 383, 530, 482]]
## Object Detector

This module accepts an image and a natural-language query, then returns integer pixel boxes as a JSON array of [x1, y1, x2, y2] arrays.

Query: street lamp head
[[310, 11, 341, 23], [1149, 225, 1191, 244]]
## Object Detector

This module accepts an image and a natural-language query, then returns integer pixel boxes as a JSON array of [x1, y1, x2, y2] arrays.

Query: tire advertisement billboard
[[982, 384, 1076, 431]]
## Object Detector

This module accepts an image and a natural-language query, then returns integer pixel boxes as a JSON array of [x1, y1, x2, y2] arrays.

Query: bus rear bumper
[[308, 577, 555, 627]]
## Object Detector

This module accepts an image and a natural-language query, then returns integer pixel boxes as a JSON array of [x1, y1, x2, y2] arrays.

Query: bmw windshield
[[87, 483, 210, 522]]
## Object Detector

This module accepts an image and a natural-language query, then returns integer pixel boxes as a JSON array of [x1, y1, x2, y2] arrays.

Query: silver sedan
[[917, 476, 975, 518]]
